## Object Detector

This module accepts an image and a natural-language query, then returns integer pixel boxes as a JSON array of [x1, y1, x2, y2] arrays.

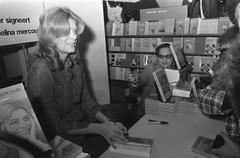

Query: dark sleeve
[[78, 64, 101, 122]]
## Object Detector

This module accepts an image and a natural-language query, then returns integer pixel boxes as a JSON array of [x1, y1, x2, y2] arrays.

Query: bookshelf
[[107, 33, 221, 76], [105, 17, 230, 103]]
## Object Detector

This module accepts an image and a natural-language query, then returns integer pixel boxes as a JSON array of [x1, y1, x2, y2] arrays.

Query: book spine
[[169, 43, 181, 69], [152, 71, 167, 102]]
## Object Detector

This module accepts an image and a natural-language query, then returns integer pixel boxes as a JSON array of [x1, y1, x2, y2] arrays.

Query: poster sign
[[0, 0, 43, 46]]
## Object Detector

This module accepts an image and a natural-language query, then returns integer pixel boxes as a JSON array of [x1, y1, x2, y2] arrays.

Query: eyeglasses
[[157, 54, 172, 59]]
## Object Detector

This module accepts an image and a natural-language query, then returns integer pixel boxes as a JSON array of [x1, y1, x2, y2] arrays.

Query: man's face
[[157, 47, 174, 68]]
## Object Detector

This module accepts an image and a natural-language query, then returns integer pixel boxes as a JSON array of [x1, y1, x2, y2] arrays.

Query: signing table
[[100, 112, 225, 158]]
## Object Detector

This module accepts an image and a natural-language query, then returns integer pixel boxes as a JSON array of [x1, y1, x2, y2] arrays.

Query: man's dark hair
[[155, 43, 171, 56], [218, 25, 239, 46]]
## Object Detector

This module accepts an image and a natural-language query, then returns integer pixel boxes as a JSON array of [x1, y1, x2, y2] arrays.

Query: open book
[[0, 83, 88, 158]]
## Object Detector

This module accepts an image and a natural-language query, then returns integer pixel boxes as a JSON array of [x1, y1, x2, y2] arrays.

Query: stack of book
[[145, 96, 179, 116], [178, 98, 203, 117]]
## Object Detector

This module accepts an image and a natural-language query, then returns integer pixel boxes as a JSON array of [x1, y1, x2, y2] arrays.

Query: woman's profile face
[[157, 47, 174, 68], [4, 109, 32, 138], [54, 18, 78, 56]]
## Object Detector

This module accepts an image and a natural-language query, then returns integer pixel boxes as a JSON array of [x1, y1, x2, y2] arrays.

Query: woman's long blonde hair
[[36, 7, 85, 70]]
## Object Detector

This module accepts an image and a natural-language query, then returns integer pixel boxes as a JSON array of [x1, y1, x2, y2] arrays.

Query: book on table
[[109, 136, 154, 158], [172, 81, 192, 98], [191, 136, 219, 158]]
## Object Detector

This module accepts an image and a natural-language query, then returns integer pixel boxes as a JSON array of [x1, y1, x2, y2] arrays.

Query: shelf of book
[[109, 65, 144, 69], [108, 51, 214, 57], [107, 34, 222, 38], [108, 51, 155, 54], [105, 17, 231, 103]]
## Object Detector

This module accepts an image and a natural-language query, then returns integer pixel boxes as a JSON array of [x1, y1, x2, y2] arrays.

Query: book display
[[105, 2, 231, 103], [0, 83, 89, 158]]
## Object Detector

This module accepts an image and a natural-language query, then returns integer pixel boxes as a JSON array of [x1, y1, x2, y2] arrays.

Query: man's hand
[[212, 131, 240, 158]]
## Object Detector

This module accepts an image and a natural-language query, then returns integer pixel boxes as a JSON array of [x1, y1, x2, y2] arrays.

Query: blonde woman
[[27, 7, 127, 158]]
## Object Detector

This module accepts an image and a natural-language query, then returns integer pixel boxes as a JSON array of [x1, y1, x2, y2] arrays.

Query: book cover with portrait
[[0, 83, 87, 158], [0, 83, 51, 158]]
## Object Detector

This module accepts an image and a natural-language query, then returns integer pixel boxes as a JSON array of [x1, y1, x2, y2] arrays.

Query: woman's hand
[[97, 121, 128, 149], [211, 131, 240, 158]]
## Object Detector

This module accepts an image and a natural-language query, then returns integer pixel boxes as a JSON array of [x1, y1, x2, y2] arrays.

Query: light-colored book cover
[[189, 18, 201, 34], [204, 37, 218, 55], [164, 18, 175, 34], [175, 18, 189, 34], [172, 81, 192, 98], [172, 37, 183, 50], [125, 38, 133, 52], [165, 68, 180, 84], [132, 38, 142, 52], [148, 21, 158, 35], [129, 20, 138, 35], [137, 21, 149, 35], [124, 23, 130, 35], [198, 18, 218, 34], [183, 38, 195, 54], [141, 38, 150, 52], [106, 21, 113, 36], [217, 16, 231, 35], [112, 22, 124, 36], [157, 19, 165, 34]]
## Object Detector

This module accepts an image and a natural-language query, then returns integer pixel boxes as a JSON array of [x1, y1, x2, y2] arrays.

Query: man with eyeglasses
[[128, 43, 177, 118]]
